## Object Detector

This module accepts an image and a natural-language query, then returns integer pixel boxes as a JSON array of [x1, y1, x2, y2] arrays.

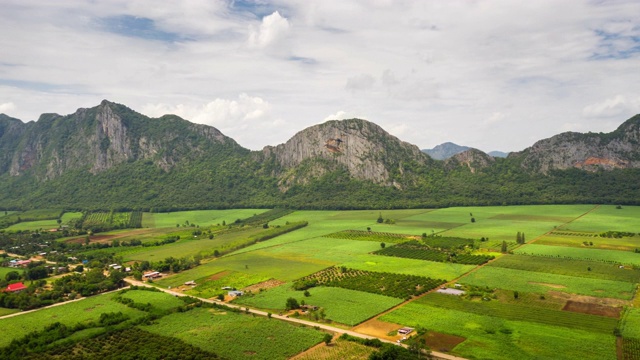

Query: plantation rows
[[551, 231, 597, 237], [623, 338, 640, 360], [325, 230, 412, 243], [420, 293, 618, 334], [295, 266, 446, 299], [374, 241, 494, 265], [82, 211, 142, 230], [423, 236, 475, 249]]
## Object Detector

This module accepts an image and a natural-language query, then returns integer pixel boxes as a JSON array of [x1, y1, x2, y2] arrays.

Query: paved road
[[125, 279, 467, 360]]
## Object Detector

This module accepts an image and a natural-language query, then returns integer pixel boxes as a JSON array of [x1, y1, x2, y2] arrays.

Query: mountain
[[488, 151, 509, 158], [1, 101, 639, 210], [509, 115, 640, 174], [422, 142, 470, 160]]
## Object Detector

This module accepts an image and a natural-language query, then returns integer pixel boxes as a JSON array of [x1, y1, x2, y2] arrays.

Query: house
[[5, 282, 27, 293], [111, 265, 122, 270], [300, 305, 319, 311], [143, 271, 162, 279], [11, 260, 31, 268], [108, 264, 119, 268], [184, 280, 196, 286], [228, 290, 244, 297], [221, 286, 233, 290]]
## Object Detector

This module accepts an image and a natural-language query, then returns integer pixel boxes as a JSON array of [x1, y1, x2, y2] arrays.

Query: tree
[[74, 265, 84, 273], [501, 241, 507, 253], [367, 227, 371, 232], [4, 271, 20, 282], [513, 291, 519, 299], [263, 223, 269, 229], [303, 290, 311, 297], [380, 242, 386, 249], [516, 232, 522, 243], [377, 213, 383, 223], [285, 297, 300, 310], [57, 218, 62, 226], [323, 333, 333, 345], [213, 250, 220, 257], [471, 217, 476, 223]]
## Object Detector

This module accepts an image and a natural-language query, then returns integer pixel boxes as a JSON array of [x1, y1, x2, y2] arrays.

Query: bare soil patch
[[243, 278, 285, 293], [422, 331, 466, 353], [548, 291, 630, 307], [562, 300, 622, 318], [529, 282, 566, 289], [210, 270, 231, 281], [351, 319, 403, 341]]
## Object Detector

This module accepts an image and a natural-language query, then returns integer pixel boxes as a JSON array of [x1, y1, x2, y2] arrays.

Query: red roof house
[[6, 282, 27, 292]]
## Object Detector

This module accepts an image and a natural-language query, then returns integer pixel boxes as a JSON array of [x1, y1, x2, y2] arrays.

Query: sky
[[1, 0, 639, 153]]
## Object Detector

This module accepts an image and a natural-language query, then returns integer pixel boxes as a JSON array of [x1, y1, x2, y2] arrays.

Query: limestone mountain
[[444, 148, 495, 173], [510, 114, 640, 174], [260, 119, 434, 190]]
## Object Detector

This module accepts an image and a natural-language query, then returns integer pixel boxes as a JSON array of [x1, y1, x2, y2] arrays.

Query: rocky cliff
[[422, 142, 471, 160], [1, 100, 242, 180], [444, 148, 495, 173], [510, 114, 640, 173], [261, 119, 433, 190]]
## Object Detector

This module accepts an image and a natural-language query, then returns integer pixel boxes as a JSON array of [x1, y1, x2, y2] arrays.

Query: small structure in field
[[221, 286, 233, 290], [228, 290, 244, 297], [184, 280, 196, 286], [437, 288, 466, 296], [398, 327, 414, 335], [143, 271, 162, 279], [300, 305, 319, 311]]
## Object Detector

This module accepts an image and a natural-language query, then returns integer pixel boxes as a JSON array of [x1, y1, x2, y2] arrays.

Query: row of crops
[[623, 338, 640, 360], [374, 241, 494, 265], [294, 266, 446, 299], [325, 230, 413, 244], [81, 211, 143, 230]]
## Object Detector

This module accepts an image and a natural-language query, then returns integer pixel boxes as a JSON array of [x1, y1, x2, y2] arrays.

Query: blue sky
[[0, 0, 639, 152]]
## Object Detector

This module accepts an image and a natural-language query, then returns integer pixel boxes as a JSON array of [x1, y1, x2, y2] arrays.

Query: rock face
[[511, 115, 640, 173], [2, 100, 240, 179], [422, 142, 471, 160], [445, 148, 495, 173], [262, 119, 432, 189]]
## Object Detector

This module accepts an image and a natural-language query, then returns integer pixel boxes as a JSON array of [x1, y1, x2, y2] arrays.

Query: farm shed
[[5, 282, 27, 293], [437, 288, 466, 296], [228, 290, 244, 297], [143, 271, 162, 279], [398, 327, 414, 335], [184, 280, 196, 286]]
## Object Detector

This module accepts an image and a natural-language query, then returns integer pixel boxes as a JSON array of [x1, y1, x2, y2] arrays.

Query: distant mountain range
[[422, 142, 508, 160], [1, 100, 639, 210]]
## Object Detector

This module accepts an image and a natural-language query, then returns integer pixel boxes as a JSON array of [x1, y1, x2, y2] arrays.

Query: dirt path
[[124, 278, 466, 360]]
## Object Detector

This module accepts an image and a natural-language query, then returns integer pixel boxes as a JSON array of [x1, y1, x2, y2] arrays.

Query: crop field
[[142, 209, 268, 228], [459, 266, 635, 299], [380, 302, 616, 360], [488, 254, 640, 283], [118, 289, 186, 311], [142, 307, 325, 360], [622, 338, 640, 360], [0, 266, 22, 278], [515, 244, 640, 266], [562, 205, 640, 233], [418, 293, 618, 333], [291, 338, 375, 360], [5, 211, 83, 231], [534, 233, 640, 251], [325, 229, 416, 243], [183, 271, 271, 299], [0, 308, 19, 316], [234, 284, 403, 326], [374, 240, 493, 265], [621, 308, 640, 339], [0, 294, 146, 348]]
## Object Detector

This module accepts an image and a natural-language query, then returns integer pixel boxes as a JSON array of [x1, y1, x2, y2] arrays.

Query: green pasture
[[183, 271, 271, 299], [295, 338, 375, 360], [234, 284, 403, 326], [0, 307, 19, 316], [119, 289, 186, 311], [0, 211, 17, 217], [459, 266, 635, 299], [411, 205, 593, 223], [5, 211, 82, 231], [516, 244, 640, 266], [562, 205, 640, 233], [380, 302, 616, 360], [535, 233, 640, 251], [141, 209, 268, 228], [0, 266, 22, 279], [142, 307, 325, 360], [440, 218, 562, 243], [621, 308, 640, 339], [0, 294, 146, 348], [489, 254, 640, 283]]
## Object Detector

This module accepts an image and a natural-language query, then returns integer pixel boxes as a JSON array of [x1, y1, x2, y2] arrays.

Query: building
[[5, 282, 27, 293], [228, 290, 244, 297], [143, 271, 162, 279]]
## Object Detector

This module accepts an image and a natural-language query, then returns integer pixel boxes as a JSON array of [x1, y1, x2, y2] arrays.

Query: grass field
[[0, 308, 19, 316], [0, 266, 22, 279], [5, 212, 83, 231], [142, 209, 268, 228], [380, 302, 616, 360], [119, 289, 186, 311], [183, 271, 271, 299], [516, 244, 640, 266], [459, 266, 635, 299], [621, 308, 640, 339], [488, 254, 640, 283], [0, 294, 146, 348], [142, 307, 325, 360], [562, 205, 640, 233], [234, 284, 403, 326]]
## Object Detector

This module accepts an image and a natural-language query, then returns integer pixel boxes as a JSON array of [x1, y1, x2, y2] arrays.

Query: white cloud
[[582, 95, 640, 118], [345, 74, 375, 92], [0, 102, 16, 114], [248, 11, 290, 49]]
